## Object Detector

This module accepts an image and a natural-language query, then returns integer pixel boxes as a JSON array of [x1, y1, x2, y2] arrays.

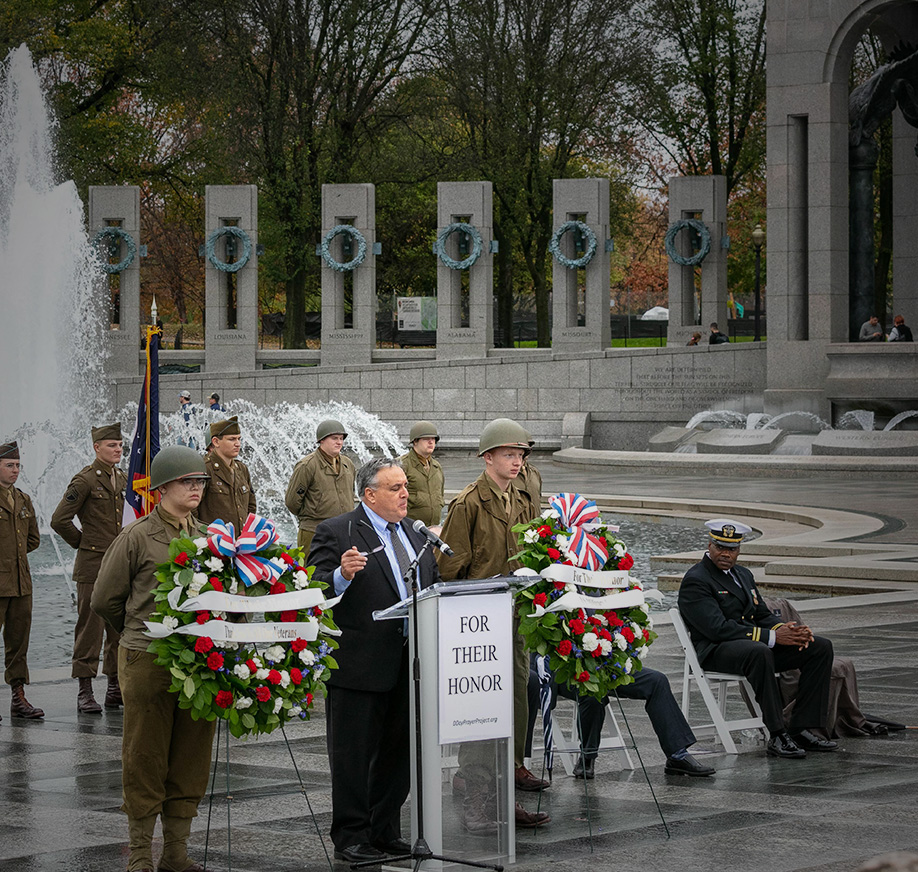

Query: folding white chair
[[668, 608, 766, 753]]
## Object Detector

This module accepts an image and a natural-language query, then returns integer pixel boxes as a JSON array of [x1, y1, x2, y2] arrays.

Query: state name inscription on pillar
[[437, 593, 512, 744]]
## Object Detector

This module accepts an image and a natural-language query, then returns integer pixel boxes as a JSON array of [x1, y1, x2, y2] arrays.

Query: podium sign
[[438, 593, 512, 744]]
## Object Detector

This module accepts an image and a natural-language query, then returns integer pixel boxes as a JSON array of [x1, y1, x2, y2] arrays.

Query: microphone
[[412, 519, 454, 556]]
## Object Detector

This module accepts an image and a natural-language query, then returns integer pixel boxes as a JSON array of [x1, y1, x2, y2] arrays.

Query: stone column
[[320, 184, 377, 366], [435, 181, 494, 359], [551, 178, 611, 352], [848, 139, 879, 341], [892, 109, 918, 328], [89, 186, 141, 379], [204, 185, 259, 372], [666, 176, 728, 346]]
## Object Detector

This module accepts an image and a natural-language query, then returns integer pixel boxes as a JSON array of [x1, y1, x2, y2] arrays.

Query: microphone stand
[[352, 534, 503, 872]]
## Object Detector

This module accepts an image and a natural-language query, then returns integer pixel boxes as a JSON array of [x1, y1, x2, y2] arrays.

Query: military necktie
[[387, 521, 412, 584], [0, 486, 13, 512]]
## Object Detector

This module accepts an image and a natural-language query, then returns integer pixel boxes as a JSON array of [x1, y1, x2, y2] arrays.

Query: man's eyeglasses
[[177, 479, 207, 491]]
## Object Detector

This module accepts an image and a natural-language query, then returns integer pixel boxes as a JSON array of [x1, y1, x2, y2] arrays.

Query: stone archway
[[764, 0, 918, 420]]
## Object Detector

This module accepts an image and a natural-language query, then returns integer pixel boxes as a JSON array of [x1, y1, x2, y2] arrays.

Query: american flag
[[123, 327, 162, 525]]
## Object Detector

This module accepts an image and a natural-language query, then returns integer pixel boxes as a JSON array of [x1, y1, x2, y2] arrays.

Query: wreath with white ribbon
[[146, 513, 339, 738], [664, 219, 711, 266], [434, 222, 483, 270], [549, 221, 597, 269], [92, 227, 137, 274], [205, 226, 252, 273], [320, 224, 368, 272]]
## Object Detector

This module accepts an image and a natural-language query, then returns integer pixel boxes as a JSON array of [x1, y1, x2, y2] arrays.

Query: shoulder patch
[[65, 489, 79, 503]]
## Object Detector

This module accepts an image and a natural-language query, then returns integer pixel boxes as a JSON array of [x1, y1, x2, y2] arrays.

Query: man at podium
[[309, 458, 442, 864]]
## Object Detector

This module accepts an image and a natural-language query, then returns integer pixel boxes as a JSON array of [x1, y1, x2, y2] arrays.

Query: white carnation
[[235, 696, 253, 710], [594, 614, 608, 626], [234, 664, 252, 679], [205, 556, 224, 572], [229, 580, 239, 594], [193, 537, 209, 550], [289, 705, 302, 717], [615, 635, 628, 651], [613, 542, 626, 557], [523, 529, 539, 545], [646, 617, 654, 631], [635, 646, 648, 660], [581, 632, 600, 653], [279, 670, 291, 688], [631, 622, 642, 637], [255, 668, 269, 680], [299, 649, 316, 666], [623, 657, 633, 674], [273, 697, 284, 714], [599, 638, 613, 655], [265, 645, 286, 663], [542, 508, 560, 520], [250, 656, 263, 668], [565, 583, 577, 593], [293, 570, 310, 590], [162, 616, 179, 632], [555, 535, 570, 551]]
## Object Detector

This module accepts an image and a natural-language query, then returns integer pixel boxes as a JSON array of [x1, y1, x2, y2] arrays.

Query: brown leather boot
[[157, 815, 205, 871], [104, 675, 123, 708], [10, 683, 44, 719], [77, 677, 102, 714]]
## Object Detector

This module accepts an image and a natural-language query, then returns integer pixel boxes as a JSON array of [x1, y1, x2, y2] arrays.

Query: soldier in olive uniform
[[0, 440, 43, 720], [92, 446, 215, 872], [437, 419, 550, 831], [50, 423, 127, 713], [400, 420, 445, 528], [285, 419, 356, 552], [196, 416, 256, 531]]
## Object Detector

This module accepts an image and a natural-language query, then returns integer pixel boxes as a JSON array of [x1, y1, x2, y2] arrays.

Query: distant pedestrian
[[709, 322, 729, 344], [888, 315, 913, 343], [178, 390, 198, 449], [208, 392, 225, 411], [687, 332, 702, 346], [858, 315, 885, 342]]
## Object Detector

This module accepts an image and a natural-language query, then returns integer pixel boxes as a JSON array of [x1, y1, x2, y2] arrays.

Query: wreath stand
[[201, 717, 335, 872], [531, 679, 671, 849]]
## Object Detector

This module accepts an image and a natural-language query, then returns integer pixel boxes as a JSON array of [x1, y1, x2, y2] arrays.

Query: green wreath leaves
[[320, 224, 368, 272], [92, 227, 137, 274], [549, 220, 597, 269], [435, 222, 483, 270], [205, 226, 252, 273], [664, 219, 711, 266]]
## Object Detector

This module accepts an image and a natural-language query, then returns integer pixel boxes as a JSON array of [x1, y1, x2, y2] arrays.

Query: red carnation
[[568, 619, 585, 635], [592, 647, 603, 658], [207, 651, 224, 670], [256, 686, 271, 702], [609, 615, 625, 628], [599, 628, 612, 641], [281, 552, 295, 565], [547, 547, 561, 561], [209, 577, 223, 592], [305, 693, 314, 706], [281, 610, 298, 623], [290, 668, 303, 686], [538, 525, 552, 538], [557, 639, 573, 656], [619, 553, 634, 571], [270, 581, 286, 595], [642, 628, 651, 642], [576, 671, 590, 683], [554, 581, 566, 590], [215, 690, 233, 709], [605, 611, 618, 622], [588, 615, 602, 626], [622, 627, 636, 644], [174, 552, 189, 566], [313, 607, 323, 617], [195, 611, 211, 625], [532, 592, 548, 607], [194, 637, 214, 654], [291, 638, 308, 653], [245, 659, 258, 673], [267, 669, 282, 685]]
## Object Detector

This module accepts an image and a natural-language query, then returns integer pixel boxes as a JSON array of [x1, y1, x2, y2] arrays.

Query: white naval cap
[[705, 518, 752, 547]]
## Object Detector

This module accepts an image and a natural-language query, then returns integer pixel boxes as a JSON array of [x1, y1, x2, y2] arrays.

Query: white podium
[[375, 578, 517, 870]]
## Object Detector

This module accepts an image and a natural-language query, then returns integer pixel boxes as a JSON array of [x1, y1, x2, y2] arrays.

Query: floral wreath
[[512, 493, 656, 701], [146, 514, 339, 738]]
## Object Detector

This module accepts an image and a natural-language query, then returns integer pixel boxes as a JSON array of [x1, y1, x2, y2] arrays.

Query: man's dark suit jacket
[[309, 504, 441, 692], [678, 553, 785, 665]]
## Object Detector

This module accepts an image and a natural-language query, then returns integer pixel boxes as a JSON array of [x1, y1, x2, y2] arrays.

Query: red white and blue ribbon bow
[[549, 492, 608, 571], [206, 513, 283, 587]]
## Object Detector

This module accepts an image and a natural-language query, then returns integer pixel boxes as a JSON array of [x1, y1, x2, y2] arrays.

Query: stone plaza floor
[[2, 457, 917, 872]]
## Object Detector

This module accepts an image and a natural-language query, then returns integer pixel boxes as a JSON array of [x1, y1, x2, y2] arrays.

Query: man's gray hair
[[356, 457, 403, 500]]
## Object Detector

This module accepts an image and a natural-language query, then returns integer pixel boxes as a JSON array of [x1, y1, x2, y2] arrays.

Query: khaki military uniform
[[50, 459, 127, 679], [0, 484, 40, 686], [438, 472, 537, 767], [196, 452, 257, 532], [517, 460, 543, 510], [284, 450, 355, 552], [92, 505, 216, 824], [401, 448, 445, 527]]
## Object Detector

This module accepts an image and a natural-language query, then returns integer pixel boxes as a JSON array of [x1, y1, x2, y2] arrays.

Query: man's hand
[[775, 621, 814, 649], [340, 546, 368, 582]]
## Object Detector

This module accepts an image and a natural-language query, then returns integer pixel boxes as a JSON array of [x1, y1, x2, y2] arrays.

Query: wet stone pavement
[[2, 458, 917, 871]]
